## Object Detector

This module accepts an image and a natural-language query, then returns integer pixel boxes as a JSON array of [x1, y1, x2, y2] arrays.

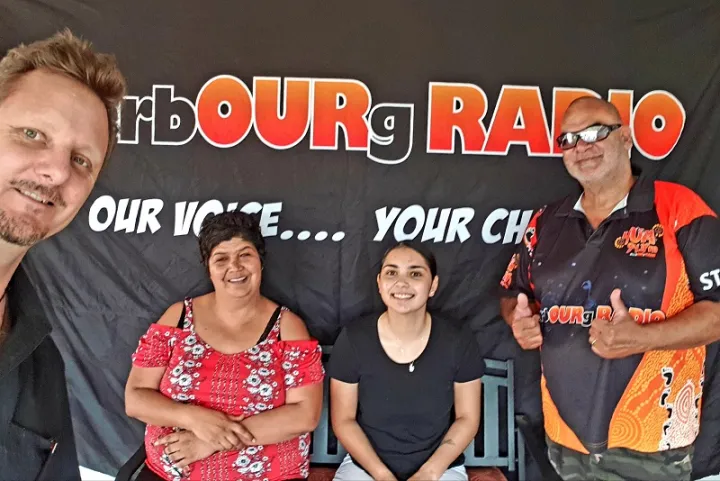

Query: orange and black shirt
[[500, 172, 720, 455]]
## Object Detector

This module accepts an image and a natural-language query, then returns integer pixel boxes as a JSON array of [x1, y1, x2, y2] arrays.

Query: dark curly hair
[[198, 211, 266, 266]]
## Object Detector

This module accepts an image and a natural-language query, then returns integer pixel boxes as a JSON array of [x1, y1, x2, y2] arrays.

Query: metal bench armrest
[[116, 444, 146, 481]]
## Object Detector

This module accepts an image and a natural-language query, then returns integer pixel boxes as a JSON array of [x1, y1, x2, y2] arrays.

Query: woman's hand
[[371, 468, 398, 481], [184, 406, 255, 450], [156, 430, 218, 472], [407, 464, 442, 481]]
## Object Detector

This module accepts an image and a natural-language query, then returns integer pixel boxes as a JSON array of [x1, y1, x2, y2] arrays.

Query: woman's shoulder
[[135, 302, 187, 345], [278, 305, 312, 342], [155, 300, 187, 328], [431, 314, 472, 340], [338, 313, 380, 341]]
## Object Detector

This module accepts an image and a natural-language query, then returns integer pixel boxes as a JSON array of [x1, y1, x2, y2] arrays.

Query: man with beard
[[0, 30, 126, 480]]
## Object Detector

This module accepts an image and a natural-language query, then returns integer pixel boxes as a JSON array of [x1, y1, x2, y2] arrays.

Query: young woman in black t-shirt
[[328, 242, 484, 481]]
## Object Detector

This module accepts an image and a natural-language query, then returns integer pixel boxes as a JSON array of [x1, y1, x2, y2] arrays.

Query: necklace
[[383, 313, 430, 372], [384, 313, 429, 350]]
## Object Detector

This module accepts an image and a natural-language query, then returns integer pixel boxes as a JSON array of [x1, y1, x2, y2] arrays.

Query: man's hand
[[510, 293, 543, 350], [589, 289, 648, 359], [156, 430, 218, 471]]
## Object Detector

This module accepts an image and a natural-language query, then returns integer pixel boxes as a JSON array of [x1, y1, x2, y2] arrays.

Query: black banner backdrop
[[2, 0, 720, 477]]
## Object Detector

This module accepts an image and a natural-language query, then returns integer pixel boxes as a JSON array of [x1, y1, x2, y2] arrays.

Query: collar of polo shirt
[[573, 194, 629, 215]]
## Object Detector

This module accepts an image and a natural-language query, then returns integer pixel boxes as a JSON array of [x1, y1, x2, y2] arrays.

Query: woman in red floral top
[[125, 212, 324, 481]]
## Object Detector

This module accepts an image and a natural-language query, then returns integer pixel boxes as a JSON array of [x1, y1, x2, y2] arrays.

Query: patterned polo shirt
[[500, 171, 720, 454]]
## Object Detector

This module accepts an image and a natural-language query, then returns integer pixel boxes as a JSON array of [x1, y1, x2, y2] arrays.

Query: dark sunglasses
[[556, 123, 622, 150]]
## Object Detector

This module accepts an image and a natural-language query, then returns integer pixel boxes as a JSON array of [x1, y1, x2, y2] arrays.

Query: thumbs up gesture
[[589, 289, 646, 359], [510, 293, 543, 350]]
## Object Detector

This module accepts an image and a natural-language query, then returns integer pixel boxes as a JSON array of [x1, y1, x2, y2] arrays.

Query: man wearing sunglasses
[[499, 96, 720, 480]]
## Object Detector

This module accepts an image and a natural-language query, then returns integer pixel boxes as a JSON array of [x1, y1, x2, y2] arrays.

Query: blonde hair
[[0, 28, 127, 163]]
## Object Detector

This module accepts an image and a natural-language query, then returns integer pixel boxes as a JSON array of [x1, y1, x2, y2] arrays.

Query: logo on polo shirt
[[523, 226, 536, 256], [500, 253, 519, 289], [700, 268, 720, 291], [540, 304, 666, 327], [614, 224, 664, 259]]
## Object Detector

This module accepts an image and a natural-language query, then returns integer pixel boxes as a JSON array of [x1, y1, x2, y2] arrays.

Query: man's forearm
[[645, 300, 720, 351]]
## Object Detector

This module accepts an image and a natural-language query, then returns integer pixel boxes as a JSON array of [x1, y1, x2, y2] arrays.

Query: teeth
[[20, 190, 49, 204], [228, 277, 248, 283], [392, 293, 413, 299]]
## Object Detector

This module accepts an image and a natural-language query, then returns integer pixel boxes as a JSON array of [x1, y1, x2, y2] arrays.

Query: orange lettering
[[628, 307, 645, 323], [254, 78, 311, 149], [548, 305, 560, 323], [196, 75, 253, 147], [608, 90, 633, 128], [558, 306, 572, 324], [311, 80, 370, 150], [427, 83, 488, 153], [484, 86, 551, 155], [633, 91, 685, 160], [570, 306, 584, 324], [597, 305, 612, 321], [649, 310, 666, 323]]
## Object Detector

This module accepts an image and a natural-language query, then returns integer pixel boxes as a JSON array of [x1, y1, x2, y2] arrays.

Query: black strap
[[176, 301, 187, 328], [257, 306, 283, 344], [175, 301, 281, 342]]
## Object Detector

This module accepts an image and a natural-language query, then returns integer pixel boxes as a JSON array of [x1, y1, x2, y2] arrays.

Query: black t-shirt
[[328, 314, 485, 480]]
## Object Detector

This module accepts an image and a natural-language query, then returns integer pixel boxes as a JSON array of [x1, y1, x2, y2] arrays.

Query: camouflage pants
[[546, 438, 693, 481]]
